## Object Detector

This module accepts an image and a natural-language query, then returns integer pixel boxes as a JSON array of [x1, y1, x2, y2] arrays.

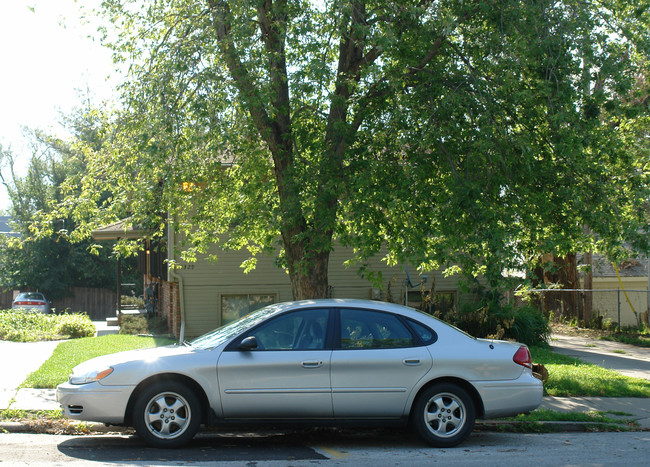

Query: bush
[[432, 302, 550, 347], [119, 314, 169, 336], [0, 310, 58, 341], [0, 309, 95, 341], [121, 295, 145, 309], [54, 313, 96, 339]]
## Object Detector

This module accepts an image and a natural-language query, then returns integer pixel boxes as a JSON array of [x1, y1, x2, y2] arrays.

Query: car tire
[[132, 381, 202, 448], [411, 383, 475, 448]]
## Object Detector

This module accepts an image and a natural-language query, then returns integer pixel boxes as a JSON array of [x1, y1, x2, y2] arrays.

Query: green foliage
[[0, 310, 60, 342], [121, 295, 145, 309], [434, 302, 550, 347], [530, 345, 650, 397], [21, 334, 176, 388], [32, 0, 650, 300], [53, 313, 96, 339], [490, 409, 636, 433], [0, 310, 95, 342], [600, 334, 650, 348], [0, 124, 142, 300], [119, 314, 170, 336]]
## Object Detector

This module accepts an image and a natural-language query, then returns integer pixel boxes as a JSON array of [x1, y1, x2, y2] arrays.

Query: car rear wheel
[[132, 381, 202, 448], [411, 383, 475, 447]]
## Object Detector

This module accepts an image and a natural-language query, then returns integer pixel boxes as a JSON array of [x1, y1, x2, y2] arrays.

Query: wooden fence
[[0, 289, 14, 310], [1, 287, 117, 321]]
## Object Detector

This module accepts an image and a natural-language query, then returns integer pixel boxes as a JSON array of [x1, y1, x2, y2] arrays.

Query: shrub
[[0, 309, 95, 341], [54, 313, 96, 339], [432, 302, 550, 347], [121, 295, 145, 309], [0, 309, 59, 341], [119, 314, 169, 336]]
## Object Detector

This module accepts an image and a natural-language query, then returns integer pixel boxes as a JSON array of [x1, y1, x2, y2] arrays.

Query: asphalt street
[[1, 431, 648, 466]]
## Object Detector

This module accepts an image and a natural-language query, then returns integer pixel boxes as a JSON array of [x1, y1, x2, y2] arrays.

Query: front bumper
[[473, 371, 544, 418], [57, 382, 135, 425]]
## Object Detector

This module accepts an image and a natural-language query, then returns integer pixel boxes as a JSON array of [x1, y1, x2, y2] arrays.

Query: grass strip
[[21, 334, 176, 389], [530, 345, 650, 397]]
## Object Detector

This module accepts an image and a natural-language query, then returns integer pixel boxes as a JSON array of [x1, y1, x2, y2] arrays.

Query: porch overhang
[[91, 219, 146, 241]]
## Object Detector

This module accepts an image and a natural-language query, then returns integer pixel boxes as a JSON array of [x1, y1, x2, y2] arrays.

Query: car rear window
[[17, 293, 45, 301]]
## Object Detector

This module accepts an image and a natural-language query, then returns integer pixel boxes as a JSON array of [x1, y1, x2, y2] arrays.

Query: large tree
[[58, 0, 650, 300]]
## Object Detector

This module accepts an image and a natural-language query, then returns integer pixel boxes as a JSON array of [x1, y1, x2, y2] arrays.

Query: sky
[[0, 0, 117, 211]]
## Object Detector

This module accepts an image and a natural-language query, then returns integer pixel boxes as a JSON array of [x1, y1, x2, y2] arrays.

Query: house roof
[[91, 219, 146, 241], [0, 216, 20, 238], [591, 254, 648, 278]]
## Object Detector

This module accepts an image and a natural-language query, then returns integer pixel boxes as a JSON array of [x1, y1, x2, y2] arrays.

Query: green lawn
[[530, 345, 650, 398], [22, 334, 176, 389]]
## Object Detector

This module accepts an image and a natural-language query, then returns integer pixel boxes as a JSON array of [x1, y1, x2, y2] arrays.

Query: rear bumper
[[57, 382, 134, 425], [12, 306, 49, 314], [472, 371, 543, 418]]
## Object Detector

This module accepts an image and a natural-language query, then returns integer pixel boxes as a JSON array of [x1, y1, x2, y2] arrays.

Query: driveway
[[550, 333, 650, 380]]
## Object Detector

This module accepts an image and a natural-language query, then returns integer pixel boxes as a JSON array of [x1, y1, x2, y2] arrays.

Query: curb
[[0, 419, 132, 435], [474, 420, 646, 432], [2, 418, 646, 436]]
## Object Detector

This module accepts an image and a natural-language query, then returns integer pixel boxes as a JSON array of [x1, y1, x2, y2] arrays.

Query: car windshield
[[189, 303, 284, 350]]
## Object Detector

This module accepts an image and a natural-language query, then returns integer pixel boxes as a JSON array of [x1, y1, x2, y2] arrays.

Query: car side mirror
[[238, 336, 258, 351]]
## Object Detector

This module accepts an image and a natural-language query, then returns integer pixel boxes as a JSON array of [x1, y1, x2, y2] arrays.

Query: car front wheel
[[411, 383, 475, 447], [132, 381, 202, 448]]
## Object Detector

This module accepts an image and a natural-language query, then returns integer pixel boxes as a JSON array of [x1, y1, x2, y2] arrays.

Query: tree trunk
[[533, 253, 579, 319], [286, 245, 330, 300]]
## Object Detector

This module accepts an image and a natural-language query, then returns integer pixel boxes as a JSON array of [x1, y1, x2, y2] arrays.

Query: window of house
[[221, 294, 276, 325], [406, 290, 457, 315]]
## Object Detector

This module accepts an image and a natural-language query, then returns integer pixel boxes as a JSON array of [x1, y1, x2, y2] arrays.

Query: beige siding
[[174, 243, 473, 338], [592, 277, 647, 327], [327, 248, 466, 304]]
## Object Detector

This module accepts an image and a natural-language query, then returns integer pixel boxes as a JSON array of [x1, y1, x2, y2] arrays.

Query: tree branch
[[207, 0, 275, 150]]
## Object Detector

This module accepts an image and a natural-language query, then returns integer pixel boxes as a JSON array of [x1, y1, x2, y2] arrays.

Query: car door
[[217, 308, 333, 419], [331, 307, 433, 418]]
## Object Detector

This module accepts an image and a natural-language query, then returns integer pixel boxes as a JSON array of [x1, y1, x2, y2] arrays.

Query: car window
[[248, 309, 329, 351], [339, 308, 414, 349], [190, 304, 285, 350], [406, 319, 437, 345], [17, 293, 45, 301]]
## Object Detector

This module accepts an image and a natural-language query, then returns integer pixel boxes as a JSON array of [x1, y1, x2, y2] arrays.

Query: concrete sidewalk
[[1, 329, 649, 431], [0, 321, 117, 411]]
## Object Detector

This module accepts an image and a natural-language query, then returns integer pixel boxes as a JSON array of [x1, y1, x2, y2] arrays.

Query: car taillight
[[15, 301, 44, 306], [513, 345, 532, 369]]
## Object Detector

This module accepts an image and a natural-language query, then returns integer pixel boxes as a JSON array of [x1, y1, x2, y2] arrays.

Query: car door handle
[[301, 361, 324, 368], [403, 359, 421, 366]]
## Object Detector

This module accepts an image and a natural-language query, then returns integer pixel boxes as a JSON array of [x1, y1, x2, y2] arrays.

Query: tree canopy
[[51, 0, 650, 299], [0, 115, 136, 300]]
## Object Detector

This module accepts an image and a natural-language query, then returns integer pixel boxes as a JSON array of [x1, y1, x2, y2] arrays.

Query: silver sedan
[[12, 292, 51, 314], [57, 299, 542, 448]]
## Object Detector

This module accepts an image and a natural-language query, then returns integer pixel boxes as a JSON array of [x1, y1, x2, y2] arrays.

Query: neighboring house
[[589, 254, 650, 327], [0, 216, 19, 238], [94, 222, 476, 339]]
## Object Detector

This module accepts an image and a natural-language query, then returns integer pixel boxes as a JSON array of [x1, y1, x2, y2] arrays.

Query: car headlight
[[69, 367, 114, 385]]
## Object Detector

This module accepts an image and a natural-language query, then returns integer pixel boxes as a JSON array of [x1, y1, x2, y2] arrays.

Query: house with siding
[[94, 222, 476, 339], [588, 254, 649, 327]]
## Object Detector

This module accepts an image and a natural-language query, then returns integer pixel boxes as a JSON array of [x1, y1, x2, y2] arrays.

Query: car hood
[[72, 344, 195, 375]]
